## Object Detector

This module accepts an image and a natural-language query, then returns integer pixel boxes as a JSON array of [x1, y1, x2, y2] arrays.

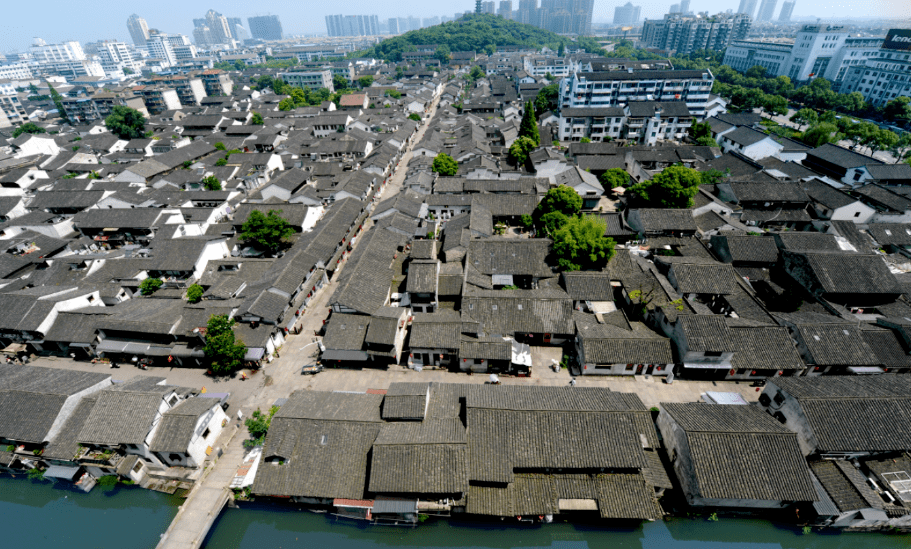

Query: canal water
[[2, 475, 909, 549]]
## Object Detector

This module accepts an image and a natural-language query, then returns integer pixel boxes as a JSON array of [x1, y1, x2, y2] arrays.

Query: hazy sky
[[1, 0, 905, 53]]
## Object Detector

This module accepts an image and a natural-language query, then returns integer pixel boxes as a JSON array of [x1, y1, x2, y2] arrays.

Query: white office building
[[841, 29, 911, 106], [724, 24, 885, 84], [146, 35, 178, 67]]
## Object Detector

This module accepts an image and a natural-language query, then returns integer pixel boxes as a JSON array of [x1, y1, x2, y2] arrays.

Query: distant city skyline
[[0, 0, 906, 52]]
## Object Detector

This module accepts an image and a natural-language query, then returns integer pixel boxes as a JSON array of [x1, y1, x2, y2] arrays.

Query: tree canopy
[[251, 112, 263, 125], [599, 168, 629, 191], [204, 314, 247, 375], [202, 175, 221, 191], [552, 215, 616, 271], [139, 277, 163, 296], [332, 74, 348, 91], [536, 185, 582, 219], [186, 284, 204, 304], [358, 75, 374, 88], [244, 405, 279, 448], [508, 136, 537, 166], [104, 106, 147, 139], [431, 153, 459, 176], [519, 101, 540, 146], [11, 123, 45, 138], [628, 165, 701, 209], [240, 210, 295, 253], [360, 14, 567, 62], [533, 83, 559, 115]]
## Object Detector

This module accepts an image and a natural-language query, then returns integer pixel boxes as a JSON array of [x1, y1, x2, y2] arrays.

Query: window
[[474, 359, 484, 365], [132, 461, 144, 473], [169, 453, 182, 461], [704, 351, 723, 357], [202, 428, 211, 439], [625, 364, 634, 371]]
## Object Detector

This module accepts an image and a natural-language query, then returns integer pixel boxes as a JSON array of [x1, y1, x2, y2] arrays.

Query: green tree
[[557, 41, 565, 57], [11, 123, 46, 138], [695, 136, 718, 147], [540, 211, 570, 235], [186, 284, 204, 304], [431, 153, 459, 176], [599, 168, 629, 191], [533, 83, 559, 115], [762, 95, 789, 117], [790, 108, 818, 127], [251, 112, 263, 125], [332, 74, 348, 91], [386, 89, 402, 99], [891, 132, 911, 164], [139, 277, 163, 296], [240, 210, 295, 253], [278, 98, 295, 111], [884, 96, 911, 124], [552, 215, 616, 272], [535, 185, 582, 219], [468, 65, 486, 82], [508, 136, 537, 166], [244, 406, 279, 448], [745, 65, 768, 79], [104, 106, 146, 139], [214, 141, 226, 151], [202, 175, 221, 191], [48, 84, 65, 118], [434, 45, 451, 63], [408, 113, 422, 121], [215, 158, 228, 167], [358, 75, 374, 88], [689, 121, 712, 142], [819, 110, 837, 125], [865, 128, 898, 157], [204, 314, 247, 375], [518, 101, 540, 146], [580, 137, 591, 143], [628, 165, 701, 209]]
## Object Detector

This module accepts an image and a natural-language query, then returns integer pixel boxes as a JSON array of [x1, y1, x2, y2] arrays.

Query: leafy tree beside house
[[139, 277, 163, 296], [689, 121, 716, 147], [552, 215, 615, 271], [240, 210, 295, 254], [251, 112, 263, 125], [332, 74, 349, 92], [800, 123, 839, 148], [105, 106, 146, 139], [12, 123, 45, 138], [536, 185, 582, 218], [518, 101, 540, 146], [599, 168, 630, 191], [627, 165, 701, 209], [408, 113, 422, 121], [204, 314, 247, 375], [244, 405, 279, 448], [533, 83, 559, 115], [358, 76, 374, 88], [202, 175, 221, 191], [508, 136, 537, 166], [186, 284, 204, 304], [431, 153, 458, 176]]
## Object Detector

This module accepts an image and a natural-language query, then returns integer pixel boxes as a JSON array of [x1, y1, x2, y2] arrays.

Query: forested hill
[[363, 14, 566, 62]]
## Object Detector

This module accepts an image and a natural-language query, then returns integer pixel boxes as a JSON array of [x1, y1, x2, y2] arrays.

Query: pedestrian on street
[[569, 378, 576, 387]]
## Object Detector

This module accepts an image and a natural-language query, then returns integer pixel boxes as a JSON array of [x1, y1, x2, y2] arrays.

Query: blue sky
[[1, 0, 904, 53]]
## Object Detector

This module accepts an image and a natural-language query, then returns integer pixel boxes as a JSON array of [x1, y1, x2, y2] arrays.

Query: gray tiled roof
[[463, 287, 574, 335], [149, 397, 219, 453], [406, 259, 438, 294], [662, 402, 817, 503], [369, 418, 468, 494], [322, 314, 370, 351], [409, 311, 462, 349], [561, 272, 613, 302], [78, 390, 165, 446], [467, 238, 553, 278]]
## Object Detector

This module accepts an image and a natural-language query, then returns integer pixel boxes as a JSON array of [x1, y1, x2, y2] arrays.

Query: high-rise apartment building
[[540, 0, 594, 35], [737, 0, 759, 18], [248, 15, 283, 40], [669, 4, 681, 14], [778, 1, 795, 22], [126, 14, 150, 46], [147, 34, 177, 66], [482, 2, 496, 14], [499, 1, 513, 19], [614, 2, 641, 25], [679, 0, 691, 14], [756, 0, 778, 21], [641, 12, 752, 55], [194, 10, 232, 45], [325, 15, 380, 36]]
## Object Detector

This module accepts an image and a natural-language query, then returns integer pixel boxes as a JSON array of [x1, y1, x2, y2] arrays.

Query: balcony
[[75, 447, 124, 468]]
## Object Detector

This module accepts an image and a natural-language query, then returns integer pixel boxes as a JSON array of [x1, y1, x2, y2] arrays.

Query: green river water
[[2, 475, 909, 549]]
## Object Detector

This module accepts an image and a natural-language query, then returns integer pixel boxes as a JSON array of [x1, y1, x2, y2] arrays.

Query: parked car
[[301, 363, 324, 375]]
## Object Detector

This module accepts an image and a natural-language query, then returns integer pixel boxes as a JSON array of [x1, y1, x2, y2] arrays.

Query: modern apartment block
[[723, 24, 885, 84], [0, 62, 33, 80], [133, 86, 183, 114], [277, 70, 334, 93], [778, 1, 795, 22], [248, 15, 283, 40], [498, 1, 513, 19], [756, 0, 778, 22], [126, 14, 150, 46], [614, 2, 641, 26], [325, 15, 380, 37], [199, 70, 234, 96], [641, 13, 751, 55], [737, 0, 759, 19], [0, 95, 27, 128], [840, 29, 911, 106], [559, 66, 715, 117], [146, 75, 207, 106]]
